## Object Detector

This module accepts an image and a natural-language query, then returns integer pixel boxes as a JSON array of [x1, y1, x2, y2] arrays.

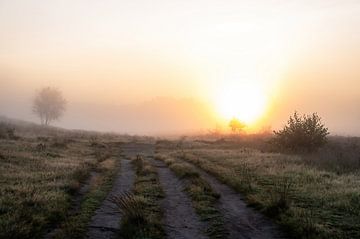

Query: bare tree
[[33, 87, 66, 126]]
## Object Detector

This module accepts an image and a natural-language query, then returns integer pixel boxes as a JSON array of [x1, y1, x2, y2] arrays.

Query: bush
[[0, 123, 17, 140], [273, 112, 329, 152]]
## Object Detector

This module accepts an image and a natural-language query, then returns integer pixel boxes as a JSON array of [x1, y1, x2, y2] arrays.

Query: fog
[[1, 0, 360, 135]]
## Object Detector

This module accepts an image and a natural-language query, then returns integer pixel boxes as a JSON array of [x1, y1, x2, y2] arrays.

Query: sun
[[215, 81, 267, 124]]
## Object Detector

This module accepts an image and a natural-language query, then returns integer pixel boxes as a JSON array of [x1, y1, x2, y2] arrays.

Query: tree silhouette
[[228, 117, 246, 133], [33, 87, 66, 126]]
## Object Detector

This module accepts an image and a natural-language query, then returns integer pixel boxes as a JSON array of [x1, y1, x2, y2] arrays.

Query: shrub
[[273, 112, 329, 152], [0, 123, 17, 139], [112, 192, 148, 229]]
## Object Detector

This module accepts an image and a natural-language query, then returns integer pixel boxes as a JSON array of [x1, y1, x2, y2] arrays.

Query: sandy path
[[150, 158, 209, 239], [185, 162, 287, 239]]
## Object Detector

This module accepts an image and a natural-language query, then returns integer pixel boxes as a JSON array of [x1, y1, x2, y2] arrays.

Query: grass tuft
[[115, 156, 165, 239]]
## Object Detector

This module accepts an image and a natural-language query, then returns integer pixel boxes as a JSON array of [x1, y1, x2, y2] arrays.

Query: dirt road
[[186, 162, 287, 239], [86, 142, 286, 239]]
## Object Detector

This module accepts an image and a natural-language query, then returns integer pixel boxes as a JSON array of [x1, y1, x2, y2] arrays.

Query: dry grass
[[157, 137, 360, 239], [0, 122, 124, 238], [52, 157, 119, 239], [115, 156, 165, 239]]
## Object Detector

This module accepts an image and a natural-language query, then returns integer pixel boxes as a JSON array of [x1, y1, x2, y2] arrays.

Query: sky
[[0, 0, 360, 135]]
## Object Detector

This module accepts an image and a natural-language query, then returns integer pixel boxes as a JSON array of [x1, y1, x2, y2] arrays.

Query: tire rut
[[183, 161, 287, 239], [86, 158, 135, 239], [150, 158, 209, 239]]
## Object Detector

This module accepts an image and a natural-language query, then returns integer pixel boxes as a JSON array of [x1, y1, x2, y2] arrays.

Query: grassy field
[[51, 145, 120, 239], [156, 137, 360, 239], [0, 122, 123, 238], [1, 118, 360, 239]]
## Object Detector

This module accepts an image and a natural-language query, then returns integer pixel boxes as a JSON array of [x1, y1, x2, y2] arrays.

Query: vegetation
[[33, 87, 66, 126], [0, 122, 17, 140], [155, 152, 226, 239], [165, 138, 360, 239], [273, 112, 329, 152], [1, 116, 359, 239], [228, 117, 246, 133], [113, 155, 165, 239], [304, 136, 360, 173], [52, 150, 119, 239], [0, 122, 122, 239]]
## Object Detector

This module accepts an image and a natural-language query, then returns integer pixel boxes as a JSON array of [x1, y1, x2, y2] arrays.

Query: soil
[[187, 162, 287, 239], [82, 143, 287, 239], [150, 158, 209, 239], [86, 156, 135, 238]]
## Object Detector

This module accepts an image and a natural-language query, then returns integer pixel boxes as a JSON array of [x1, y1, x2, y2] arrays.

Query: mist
[[1, 0, 360, 135]]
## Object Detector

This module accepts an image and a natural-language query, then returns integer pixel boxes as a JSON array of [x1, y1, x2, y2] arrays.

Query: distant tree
[[273, 112, 329, 152], [229, 117, 246, 133], [33, 87, 66, 126]]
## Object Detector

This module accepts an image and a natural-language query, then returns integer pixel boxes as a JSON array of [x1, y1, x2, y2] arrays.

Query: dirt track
[[119, 143, 208, 239], [86, 142, 286, 239], [186, 162, 287, 239], [86, 158, 134, 239], [151, 158, 209, 239]]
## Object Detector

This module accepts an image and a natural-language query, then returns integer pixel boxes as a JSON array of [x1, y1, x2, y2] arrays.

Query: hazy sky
[[1, 0, 360, 135]]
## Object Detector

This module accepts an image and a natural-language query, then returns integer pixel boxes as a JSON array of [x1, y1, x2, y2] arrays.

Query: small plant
[[169, 163, 200, 179], [291, 208, 318, 239], [235, 163, 254, 192], [0, 123, 18, 140], [35, 143, 47, 152], [112, 192, 148, 230], [91, 142, 110, 163], [265, 177, 293, 217], [273, 112, 329, 152], [121, 156, 165, 239], [89, 136, 100, 147], [132, 154, 144, 172]]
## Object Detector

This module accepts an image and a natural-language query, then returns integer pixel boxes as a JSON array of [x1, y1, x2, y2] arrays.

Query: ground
[[0, 122, 359, 239]]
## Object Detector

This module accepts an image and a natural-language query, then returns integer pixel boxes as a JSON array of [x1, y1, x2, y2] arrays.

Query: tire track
[[182, 160, 287, 239], [86, 154, 135, 238], [150, 158, 209, 239]]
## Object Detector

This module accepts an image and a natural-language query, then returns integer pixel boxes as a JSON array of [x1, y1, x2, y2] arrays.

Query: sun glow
[[215, 81, 267, 125]]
